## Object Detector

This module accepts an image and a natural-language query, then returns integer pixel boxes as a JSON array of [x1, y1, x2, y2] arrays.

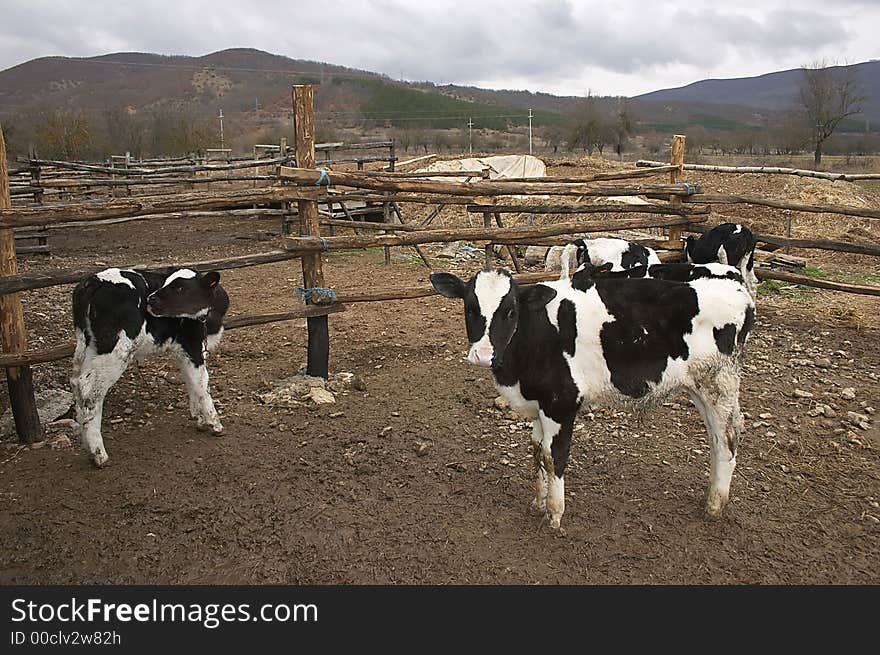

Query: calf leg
[[538, 409, 575, 530], [530, 419, 547, 513], [688, 368, 743, 518], [175, 352, 223, 434], [70, 332, 134, 467]]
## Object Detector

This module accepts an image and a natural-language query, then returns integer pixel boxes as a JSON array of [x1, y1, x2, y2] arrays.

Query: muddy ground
[[1, 161, 879, 584]]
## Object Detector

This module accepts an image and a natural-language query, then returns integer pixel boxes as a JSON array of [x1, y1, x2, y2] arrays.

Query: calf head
[[430, 269, 555, 369], [146, 269, 221, 319]]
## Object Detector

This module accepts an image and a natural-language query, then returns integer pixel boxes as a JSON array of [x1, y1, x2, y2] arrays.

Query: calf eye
[[506, 308, 515, 319]]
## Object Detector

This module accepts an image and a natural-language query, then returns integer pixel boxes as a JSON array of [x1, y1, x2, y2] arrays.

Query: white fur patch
[[96, 268, 135, 288], [161, 268, 197, 288], [496, 381, 539, 419], [474, 271, 511, 332]]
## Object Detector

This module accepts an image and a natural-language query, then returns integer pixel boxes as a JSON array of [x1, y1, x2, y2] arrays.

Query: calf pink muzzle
[[467, 343, 494, 367]]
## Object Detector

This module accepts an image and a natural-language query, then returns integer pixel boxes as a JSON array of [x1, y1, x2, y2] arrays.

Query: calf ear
[[202, 271, 220, 288], [595, 262, 613, 275], [430, 272, 466, 299], [519, 284, 557, 307]]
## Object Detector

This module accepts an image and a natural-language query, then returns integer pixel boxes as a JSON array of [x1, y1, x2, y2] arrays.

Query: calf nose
[[467, 344, 494, 368]]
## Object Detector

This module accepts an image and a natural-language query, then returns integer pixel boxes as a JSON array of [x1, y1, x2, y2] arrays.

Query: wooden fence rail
[[671, 193, 880, 220], [280, 166, 701, 198], [23, 156, 291, 176], [0, 249, 303, 296], [283, 214, 706, 255], [637, 159, 880, 181], [0, 304, 346, 368]]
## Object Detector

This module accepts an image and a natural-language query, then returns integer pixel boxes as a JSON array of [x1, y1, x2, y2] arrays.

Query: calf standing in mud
[[431, 268, 755, 530], [71, 267, 228, 467]]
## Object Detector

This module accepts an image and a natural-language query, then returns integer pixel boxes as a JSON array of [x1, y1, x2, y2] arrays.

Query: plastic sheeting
[[414, 154, 546, 181]]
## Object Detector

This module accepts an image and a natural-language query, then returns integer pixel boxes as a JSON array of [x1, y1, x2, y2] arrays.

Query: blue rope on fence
[[679, 182, 697, 196], [293, 286, 336, 303], [315, 167, 331, 186], [300, 234, 329, 251]]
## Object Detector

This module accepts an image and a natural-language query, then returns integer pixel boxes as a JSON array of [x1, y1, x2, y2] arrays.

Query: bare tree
[[799, 61, 865, 165], [612, 99, 635, 160]]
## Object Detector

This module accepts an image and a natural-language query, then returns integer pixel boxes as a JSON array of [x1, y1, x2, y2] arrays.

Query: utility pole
[[528, 108, 533, 155], [468, 118, 473, 154], [218, 108, 225, 149]]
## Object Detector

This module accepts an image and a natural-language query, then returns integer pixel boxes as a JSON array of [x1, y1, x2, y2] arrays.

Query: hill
[[0, 48, 878, 158], [635, 60, 880, 128]]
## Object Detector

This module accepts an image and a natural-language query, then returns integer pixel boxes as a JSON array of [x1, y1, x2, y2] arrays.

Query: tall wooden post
[[28, 146, 43, 205], [292, 85, 329, 379], [483, 212, 493, 270], [383, 193, 392, 265], [667, 134, 686, 247], [0, 126, 43, 442]]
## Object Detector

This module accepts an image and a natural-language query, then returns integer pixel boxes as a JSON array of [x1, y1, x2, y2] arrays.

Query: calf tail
[[559, 243, 579, 280]]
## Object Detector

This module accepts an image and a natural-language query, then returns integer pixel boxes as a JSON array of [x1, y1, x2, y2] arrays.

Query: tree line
[[1, 106, 217, 160]]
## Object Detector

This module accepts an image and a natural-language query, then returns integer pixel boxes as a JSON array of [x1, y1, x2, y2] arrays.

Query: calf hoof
[[705, 492, 727, 519], [197, 421, 224, 435], [548, 513, 563, 530], [197, 417, 224, 434], [91, 451, 109, 468]]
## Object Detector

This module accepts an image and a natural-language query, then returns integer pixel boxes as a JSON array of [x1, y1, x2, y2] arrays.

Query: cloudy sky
[[0, 0, 877, 97]]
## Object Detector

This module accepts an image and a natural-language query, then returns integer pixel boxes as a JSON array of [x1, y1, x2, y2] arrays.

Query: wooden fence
[[1, 85, 879, 443]]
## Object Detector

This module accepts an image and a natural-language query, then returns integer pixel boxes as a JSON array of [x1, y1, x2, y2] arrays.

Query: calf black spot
[[738, 305, 755, 346], [713, 324, 737, 355], [557, 300, 577, 357], [595, 278, 698, 398]]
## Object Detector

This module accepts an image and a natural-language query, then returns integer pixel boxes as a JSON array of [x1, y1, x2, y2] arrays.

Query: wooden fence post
[[483, 211, 493, 269], [28, 146, 43, 205], [292, 85, 330, 379], [668, 134, 686, 246], [0, 126, 43, 443]]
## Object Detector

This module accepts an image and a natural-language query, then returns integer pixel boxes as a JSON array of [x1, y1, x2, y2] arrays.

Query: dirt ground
[[1, 160, 878, 584]]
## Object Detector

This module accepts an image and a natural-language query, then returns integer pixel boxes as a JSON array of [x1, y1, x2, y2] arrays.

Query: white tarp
[[415, 155, 546, 181]]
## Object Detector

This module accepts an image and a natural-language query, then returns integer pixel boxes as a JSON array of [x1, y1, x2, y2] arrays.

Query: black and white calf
[[558, 237, 661, 279], [71, 267, 229, 467], [431, 268, 755, 529], [685, 223, 757, 296]]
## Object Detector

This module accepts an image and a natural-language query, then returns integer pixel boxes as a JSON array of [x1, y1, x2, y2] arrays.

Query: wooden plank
[[0, 304, 346, 368], [284, 214, 706, 252], [14, 244, 50, 255], [335, 270, 559, 304], [0, 249, 303, 296], [673, 193, 880, 220], [465, 203, 708, 215], [756, 268, 880, 296], [279, 166, 700, 198], [25, 156, 290, 176], [636, 159, 880, 181], [0, 186, 320, 228], [0, 125, 43, 442]]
